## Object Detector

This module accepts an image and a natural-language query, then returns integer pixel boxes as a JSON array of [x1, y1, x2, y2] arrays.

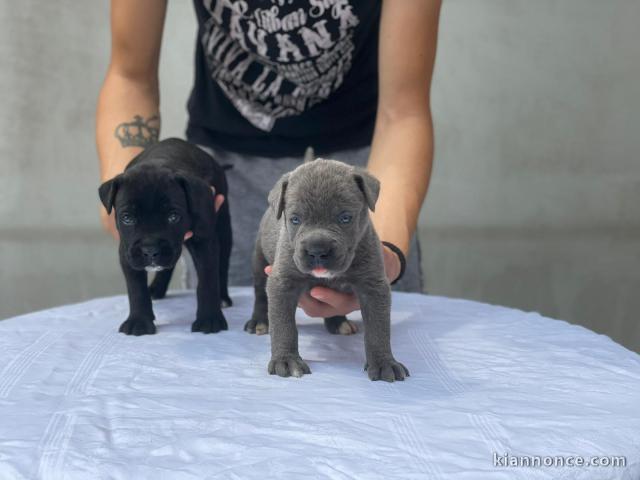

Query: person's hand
[[100, 207, 119, 240], [381, 243, 402, 285], [100, 187, 225, 242], [183, 189, 225, 241], [183, 187, 224, 242], [264, 244, 402, 318], [212, 190, 225, 212]]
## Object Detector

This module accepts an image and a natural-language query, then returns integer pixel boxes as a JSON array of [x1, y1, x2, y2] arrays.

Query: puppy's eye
[[167, 212, 181, 224], [290, 215, 301, 225], [338, 212, 353, 224], [119, 213, 136, 226]]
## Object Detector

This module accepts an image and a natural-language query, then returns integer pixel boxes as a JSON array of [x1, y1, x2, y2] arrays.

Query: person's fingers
[[309, 286, 359, 311], [261, 268, 359, 317], [298, 292, 342, 318], [214, 194, 225, 212], [298, 287, 360, 318]]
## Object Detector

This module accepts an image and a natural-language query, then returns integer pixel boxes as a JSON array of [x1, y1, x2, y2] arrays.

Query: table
[[1, 288, 639, 479]]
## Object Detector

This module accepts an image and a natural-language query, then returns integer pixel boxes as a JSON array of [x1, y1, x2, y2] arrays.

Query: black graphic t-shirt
[[186, 0, 381, 157]]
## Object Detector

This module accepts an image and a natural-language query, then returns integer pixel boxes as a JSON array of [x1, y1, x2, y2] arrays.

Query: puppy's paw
[[365, 357, 409, 382], [324, 316, 358, 335], [221, 296, 233, 308], [192, 311, 228, 334], [268, 354, 311, 378], [119, 317, 156, 336], [244, 318, 269, 335]]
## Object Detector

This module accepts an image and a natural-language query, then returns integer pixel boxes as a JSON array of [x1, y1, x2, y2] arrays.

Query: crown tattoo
[[114, 115, 160, 148]]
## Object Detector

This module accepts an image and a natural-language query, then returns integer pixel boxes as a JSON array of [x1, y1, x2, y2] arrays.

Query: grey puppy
[[245, 157, 409, 382]]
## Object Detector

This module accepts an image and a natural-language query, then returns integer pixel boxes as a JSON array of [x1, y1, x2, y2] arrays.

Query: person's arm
[[369, 0, 440, 260], [296, 0, 440, 317], [97, 0, 167, 238]]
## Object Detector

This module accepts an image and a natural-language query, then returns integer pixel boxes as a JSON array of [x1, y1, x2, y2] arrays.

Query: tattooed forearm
[[114, 114, 160, 148]]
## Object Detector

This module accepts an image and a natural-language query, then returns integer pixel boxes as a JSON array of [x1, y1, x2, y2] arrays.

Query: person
[[97, 0, 440, 319]]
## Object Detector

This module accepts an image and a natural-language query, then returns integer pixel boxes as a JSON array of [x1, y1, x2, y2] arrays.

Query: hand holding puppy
[[263, 244, 402, 318]]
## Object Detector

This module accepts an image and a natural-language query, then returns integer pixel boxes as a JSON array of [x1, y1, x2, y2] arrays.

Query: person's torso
[[187, 0, 381, 157]]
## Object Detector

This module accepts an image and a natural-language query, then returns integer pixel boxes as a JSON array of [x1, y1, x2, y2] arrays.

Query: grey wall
[[422, 0, 640, 352], [1, 1, 638, 352]]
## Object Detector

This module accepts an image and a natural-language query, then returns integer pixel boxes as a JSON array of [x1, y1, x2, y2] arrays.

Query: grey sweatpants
[[182, 145, 423, 293]]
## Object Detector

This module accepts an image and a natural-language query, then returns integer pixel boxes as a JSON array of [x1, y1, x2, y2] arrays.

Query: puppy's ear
[[353, 169, 380, 212], [176, 174, 215, 237], [98, 175, 123, 214], [268, 173, 289, 220]]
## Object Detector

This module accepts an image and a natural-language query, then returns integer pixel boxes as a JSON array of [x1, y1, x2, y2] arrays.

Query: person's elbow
[[100, 60, 159, 105], [105, 59, 159, 89]]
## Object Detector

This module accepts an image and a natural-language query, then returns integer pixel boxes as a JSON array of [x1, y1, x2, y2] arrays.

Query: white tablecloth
[[1, 288, 639, 479]]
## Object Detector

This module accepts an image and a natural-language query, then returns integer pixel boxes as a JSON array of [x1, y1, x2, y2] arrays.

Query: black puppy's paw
[[221, 296, 233, 308], [268, 354, 311, 378], [244, 318, 269, 335], [192, 310, 228, 334], [324, 315, 358, 335], [119, 317, 157, 336], [365, 357, 410, 382]]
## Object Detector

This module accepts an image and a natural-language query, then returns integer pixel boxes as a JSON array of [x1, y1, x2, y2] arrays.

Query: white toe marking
[[338, 320, 357, 335]]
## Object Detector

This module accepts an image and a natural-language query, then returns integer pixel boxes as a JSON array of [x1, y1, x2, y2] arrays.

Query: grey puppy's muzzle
[[293, 231, 352, 277]]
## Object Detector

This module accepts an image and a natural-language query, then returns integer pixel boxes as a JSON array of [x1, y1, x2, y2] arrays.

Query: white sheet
[[1, 288, 639, 479]]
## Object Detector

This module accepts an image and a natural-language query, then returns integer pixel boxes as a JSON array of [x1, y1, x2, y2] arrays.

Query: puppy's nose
[[141, 245, 161, 263], [305, 244, 332, 263]]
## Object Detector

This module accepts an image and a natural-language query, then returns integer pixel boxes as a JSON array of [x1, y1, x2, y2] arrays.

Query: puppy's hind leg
[[245, 244, 269, 335], [324, 315, 358, 335], [148, 267, 174, 300], [216, 201, 233, 307]]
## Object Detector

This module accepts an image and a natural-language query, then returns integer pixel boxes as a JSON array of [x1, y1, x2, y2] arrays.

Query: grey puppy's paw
[[191, 311, 228, 334], [119, 317, 156, 336], [244, 318, 269, 335], [365, 358, 410, 382], [268, 355, 311, 378]]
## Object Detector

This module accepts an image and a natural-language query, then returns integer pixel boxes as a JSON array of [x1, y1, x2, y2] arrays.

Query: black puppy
[[99, 138, 232, 336]]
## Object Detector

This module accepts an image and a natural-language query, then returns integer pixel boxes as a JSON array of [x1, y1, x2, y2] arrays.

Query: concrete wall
[[422, 0, 640, 352], [1, 1, 638, 352]]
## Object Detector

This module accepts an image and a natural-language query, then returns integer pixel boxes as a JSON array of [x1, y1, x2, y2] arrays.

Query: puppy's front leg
[[187, 239, 228, 333], [266, 276, 310, 378], [119, 245, 156, 336], [354, 279, 409, 382]]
